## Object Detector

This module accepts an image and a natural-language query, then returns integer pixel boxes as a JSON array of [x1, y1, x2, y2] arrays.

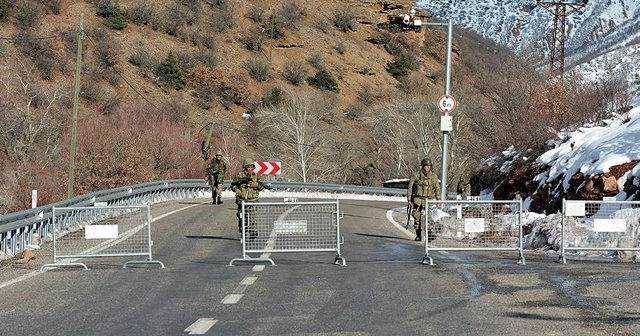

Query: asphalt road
[[1, 198, 640, 335]]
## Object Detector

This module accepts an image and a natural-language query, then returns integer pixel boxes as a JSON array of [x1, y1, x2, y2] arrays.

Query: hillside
[[418, 0, 640, 98]]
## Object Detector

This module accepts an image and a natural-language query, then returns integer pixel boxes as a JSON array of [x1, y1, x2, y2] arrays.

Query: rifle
[[233, 176, 273, 190], [233, 176, 252, 186], [405, 203, 413, 230]]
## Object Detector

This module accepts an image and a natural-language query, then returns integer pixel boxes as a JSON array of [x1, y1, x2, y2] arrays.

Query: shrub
[[316, 17, 330, 33], [245, 58, 271, 82], [41, 0, 62, 15], [0, 0, 7, 21], [188, 66, 247, 107], [95, 0, 127, 30], [335, 42, 346, 55], [261, 87, 287, 108], [92, 29, 121, 68], [282, 60, 308, 85], [333, 7, 357, 32], [192, 30, 216, 50], [278, 0, 304, 28], [247, 5, 265, 23], [308, 70, 339, 92], [182, 0, 201, 25], [15, 35, 57, 80], [307, 52, 324, 70], [386, 54, 415, 79], [357, 85, 375, 106], [126, 2, 157, 25], [156, 52, 188, 90], [210, 5, 235, 33], [128, 46, 155, 69], [242, 26, 266, 50], [14, 0, 41, 30]]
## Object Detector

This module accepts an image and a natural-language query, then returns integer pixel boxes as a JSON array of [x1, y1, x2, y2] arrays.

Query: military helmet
[[215, 150, 223, 156], [420, 158, 433, 166], [243, 158, 255, 167]]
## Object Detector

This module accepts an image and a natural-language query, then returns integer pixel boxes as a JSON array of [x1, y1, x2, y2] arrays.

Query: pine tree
[[156, 52, 187, 90]]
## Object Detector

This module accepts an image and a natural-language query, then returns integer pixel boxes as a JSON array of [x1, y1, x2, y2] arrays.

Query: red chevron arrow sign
[[254, 161, 282, 175]]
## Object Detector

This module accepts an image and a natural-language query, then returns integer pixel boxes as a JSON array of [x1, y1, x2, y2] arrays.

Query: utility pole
[[67, 13, 84, 199], [419, 18, 454, 200], [535, 0, 588, 78]]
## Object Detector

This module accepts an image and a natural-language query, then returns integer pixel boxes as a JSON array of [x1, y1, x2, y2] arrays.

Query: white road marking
[[184, 318, 218, 334], [0, 202, 207, 290], [221, 294, 243, 304], [240, 276, 257, 286], [252, 265, 265, 272], [386, 208, 415, 239]]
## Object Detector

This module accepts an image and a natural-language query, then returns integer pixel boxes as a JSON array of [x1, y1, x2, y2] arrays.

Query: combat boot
[[414, 229, 422, 241]]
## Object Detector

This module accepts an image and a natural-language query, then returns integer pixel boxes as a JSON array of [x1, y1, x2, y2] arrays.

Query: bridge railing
[[0, 180, 406, 258]]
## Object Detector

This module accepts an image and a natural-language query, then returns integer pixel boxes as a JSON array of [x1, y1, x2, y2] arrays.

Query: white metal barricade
[[229, 200, 345, 266], [41, 205, 164, 270], [422, 200, 525, 265], [561, 200, 640, 263]]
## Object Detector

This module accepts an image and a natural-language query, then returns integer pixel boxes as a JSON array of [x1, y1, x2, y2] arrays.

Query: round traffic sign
[[437, 95, 457, 113]]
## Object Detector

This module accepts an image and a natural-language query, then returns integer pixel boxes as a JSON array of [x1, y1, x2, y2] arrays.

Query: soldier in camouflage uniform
[[206, 150, 227, 205], [231, 159, 266, 241], [456, 176, 470, 200], [407, 158, 440, 241]]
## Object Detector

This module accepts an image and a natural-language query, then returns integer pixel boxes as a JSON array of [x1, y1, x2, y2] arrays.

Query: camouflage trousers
[[210, 181, 222, 198], [236, 198, 258, 233], [411, 198, 434, 231]]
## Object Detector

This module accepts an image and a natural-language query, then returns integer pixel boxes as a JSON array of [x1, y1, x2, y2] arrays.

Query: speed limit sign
[[437, 95, 457, 113]]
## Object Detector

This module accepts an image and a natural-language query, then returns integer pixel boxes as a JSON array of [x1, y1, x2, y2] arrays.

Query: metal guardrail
[[0, 180, 406, 258]]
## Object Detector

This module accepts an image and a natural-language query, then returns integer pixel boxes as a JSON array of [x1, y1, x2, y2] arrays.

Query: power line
[[83, 34, 162, 113]]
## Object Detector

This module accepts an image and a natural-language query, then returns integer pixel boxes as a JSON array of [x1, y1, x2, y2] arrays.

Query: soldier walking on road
[[407, 158, 440, 241], [206, 150, 227, 205], [231, 159, 266, 241]]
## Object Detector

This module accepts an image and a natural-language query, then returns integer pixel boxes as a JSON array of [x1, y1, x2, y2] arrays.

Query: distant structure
[[534, 0, 588, 78], [378, 4, 431, 33]]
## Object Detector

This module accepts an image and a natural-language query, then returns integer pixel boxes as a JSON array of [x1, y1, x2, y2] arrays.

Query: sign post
[[437, 95, 457, 113]]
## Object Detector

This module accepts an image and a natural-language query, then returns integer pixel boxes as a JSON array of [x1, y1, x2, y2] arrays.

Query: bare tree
[[253, 90, 339, 182], [0, 58, 62, 165], [364, 94, 441, 180]]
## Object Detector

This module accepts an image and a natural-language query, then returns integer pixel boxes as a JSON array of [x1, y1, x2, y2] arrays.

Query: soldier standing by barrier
[[206, 150, 227, 205], [231, 159, 266, 241], [407, 158, 440, 241], [456, 176, 470, 200]]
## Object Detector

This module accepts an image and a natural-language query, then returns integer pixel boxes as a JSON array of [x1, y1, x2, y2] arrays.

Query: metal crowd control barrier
[[229, 200, 345, 266], [422, 200, 525, 265], [561, 200, 640, 263], [40, 205, 164, 270]]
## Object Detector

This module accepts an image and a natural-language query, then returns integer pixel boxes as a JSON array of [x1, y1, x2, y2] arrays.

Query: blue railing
[[0, 180, 406, 257]]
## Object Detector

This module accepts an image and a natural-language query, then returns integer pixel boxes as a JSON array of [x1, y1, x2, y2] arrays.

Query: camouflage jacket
[[231, 171, 264, 201], [407, 170, 440, 201], [206, 159, 227, 184]]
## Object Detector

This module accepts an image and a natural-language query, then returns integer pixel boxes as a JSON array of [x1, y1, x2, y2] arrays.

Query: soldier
[[206, 150, 227, 205], [231, 159, 266, 241], [407, 157, 440, 241], [456, 176, 470, 200]]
